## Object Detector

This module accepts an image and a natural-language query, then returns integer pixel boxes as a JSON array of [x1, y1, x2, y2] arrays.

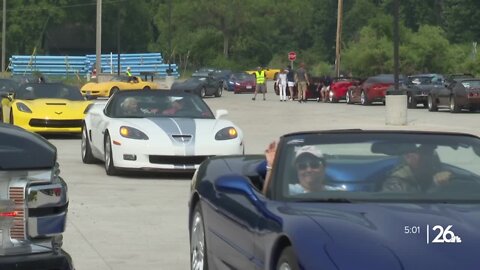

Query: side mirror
[[215, 109, 228, 119]]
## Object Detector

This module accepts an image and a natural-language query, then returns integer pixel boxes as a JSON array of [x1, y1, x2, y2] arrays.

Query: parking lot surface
[[55, 82, 480, 270]]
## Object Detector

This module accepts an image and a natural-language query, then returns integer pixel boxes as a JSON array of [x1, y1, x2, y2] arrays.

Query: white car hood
[[118, 117, 234, 155]]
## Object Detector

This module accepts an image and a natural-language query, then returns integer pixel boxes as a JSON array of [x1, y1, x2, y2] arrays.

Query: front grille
[[149, 155, 212, 165], [9, 187, 25, 240], [29, 119, 83, 128]]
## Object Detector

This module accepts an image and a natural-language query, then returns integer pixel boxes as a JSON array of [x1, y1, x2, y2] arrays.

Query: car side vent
[[9, 187, 25, 240]]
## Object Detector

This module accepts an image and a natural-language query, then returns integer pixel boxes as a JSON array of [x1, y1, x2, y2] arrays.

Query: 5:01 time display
[[404, 225, 421, 234]]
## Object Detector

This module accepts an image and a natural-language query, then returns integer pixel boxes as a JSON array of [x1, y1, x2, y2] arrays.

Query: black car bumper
[[0, 250, 74, 270]]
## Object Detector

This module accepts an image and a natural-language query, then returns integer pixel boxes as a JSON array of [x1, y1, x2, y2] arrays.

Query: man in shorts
[[252, 66, 267, 101]]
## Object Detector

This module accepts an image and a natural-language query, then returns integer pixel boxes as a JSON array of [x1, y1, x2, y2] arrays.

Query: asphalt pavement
[[53, 81, 480, 270]]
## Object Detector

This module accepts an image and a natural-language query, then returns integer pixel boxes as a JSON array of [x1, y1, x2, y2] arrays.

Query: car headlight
[[215, 127, 238, 140], [84, 104, 94, 114], [119, 126, 149, 140], [16, 102, 32, 113]]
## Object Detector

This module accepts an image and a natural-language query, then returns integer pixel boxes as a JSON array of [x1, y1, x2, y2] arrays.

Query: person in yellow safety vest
[[126, 67, 134, 82], [252, 66, 267, 101]]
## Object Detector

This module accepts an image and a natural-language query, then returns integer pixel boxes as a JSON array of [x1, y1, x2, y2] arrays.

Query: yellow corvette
[[245, 68, 281, 80], [0, 83, 92, 133], [80, 75, 158, 98]]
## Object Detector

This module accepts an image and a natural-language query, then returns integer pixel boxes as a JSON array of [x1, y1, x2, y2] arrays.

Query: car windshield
[[274, 132, 480, 203], [232, 73, 254, 80], [461, 80, 480, 88], [109, 76, 132, 82], [0, 79, 17, 92], [110, 91, 214, 119], [408, 76, 434, 85], [15, 83, 84, 100]]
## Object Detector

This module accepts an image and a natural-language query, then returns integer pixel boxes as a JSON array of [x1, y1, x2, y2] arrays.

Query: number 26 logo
[[430, 225, 462, 244]]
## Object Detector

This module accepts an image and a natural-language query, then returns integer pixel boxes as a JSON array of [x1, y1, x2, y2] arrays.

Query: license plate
[[86, 91, 91, 95], [246, 86, 252, 89]]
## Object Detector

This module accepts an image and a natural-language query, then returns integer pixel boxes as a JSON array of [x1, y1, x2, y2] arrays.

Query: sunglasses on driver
[[296, 159, 325, 170]]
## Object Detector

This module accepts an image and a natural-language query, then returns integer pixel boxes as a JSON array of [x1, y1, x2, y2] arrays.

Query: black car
[[0, 79, 18, 95], [405, 74, 444, 108], [428, 77, 480, 113], [171, 72, 223, 98]]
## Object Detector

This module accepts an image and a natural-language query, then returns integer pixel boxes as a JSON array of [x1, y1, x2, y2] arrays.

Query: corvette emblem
[[54, 111, 63, 115]]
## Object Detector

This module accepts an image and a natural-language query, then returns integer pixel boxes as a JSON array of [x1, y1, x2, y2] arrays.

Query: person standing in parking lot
[[286, 65, 295, 100], [295, 63, 309, 103], [276, 69, 288, 101], [252, 66, 267, 101]]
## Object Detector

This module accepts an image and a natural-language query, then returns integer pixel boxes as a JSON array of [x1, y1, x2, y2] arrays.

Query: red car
[[346, 74, 402, 105], [274, 76, 323, 101], [326, 77, 361, 103], [227, 72, 256, 94]]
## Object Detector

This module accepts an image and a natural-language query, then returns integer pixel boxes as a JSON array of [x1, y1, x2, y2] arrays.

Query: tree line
[[3, 0, 480, 77]]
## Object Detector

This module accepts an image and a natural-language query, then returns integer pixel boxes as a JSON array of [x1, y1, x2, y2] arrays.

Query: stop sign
[[288, 51, 296, 61]]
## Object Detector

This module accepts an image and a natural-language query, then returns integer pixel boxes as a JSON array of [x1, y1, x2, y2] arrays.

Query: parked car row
[[271, 72, 480, 113]]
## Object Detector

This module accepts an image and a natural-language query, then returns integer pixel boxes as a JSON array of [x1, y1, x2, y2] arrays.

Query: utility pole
[[2, 0, 6, 72], [393, 0, 399, 90], [96, 0, 102, 76], [167, 0, 172, 74], [117, 7, 121, 76], [335, 0, 343, 77]]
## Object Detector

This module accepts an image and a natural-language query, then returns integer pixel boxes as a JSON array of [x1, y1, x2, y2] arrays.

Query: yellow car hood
[[18, 99, 91, 118], [80, 82, 111, 91]]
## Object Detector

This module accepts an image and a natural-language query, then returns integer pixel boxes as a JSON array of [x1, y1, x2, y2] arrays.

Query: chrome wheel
[[346, 91, 351, 104], [449, 96, 460, 113], [428, 95, 437, 111], [81, 125, 96, 164], [81, 128, 87, 159], [360, 91, 367, 105], [104, 136, 111, 170], [278, 263, 292, 270], [191, 207, 206, 270], [104, 133, 117, 175]]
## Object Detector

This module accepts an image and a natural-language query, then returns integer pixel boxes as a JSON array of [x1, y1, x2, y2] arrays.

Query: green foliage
[[1, 0, 480, 78], [311, 61, 334, 76]]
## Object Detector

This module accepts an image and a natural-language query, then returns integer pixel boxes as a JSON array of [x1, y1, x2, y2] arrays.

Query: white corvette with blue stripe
[[81, 90, 244, 175]]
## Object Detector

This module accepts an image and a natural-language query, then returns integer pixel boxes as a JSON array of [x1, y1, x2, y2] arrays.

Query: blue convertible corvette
[[188, 130, 480, 270]]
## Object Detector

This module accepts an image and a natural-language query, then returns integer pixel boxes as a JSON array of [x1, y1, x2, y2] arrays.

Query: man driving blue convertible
[[382, 144, 452, 192]]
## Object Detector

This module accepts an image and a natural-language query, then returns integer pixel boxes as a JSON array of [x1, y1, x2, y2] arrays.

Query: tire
[[104, 132, 118, 175], [214, 86, 223, 97], [9, 110, 13, 125], [346, 91, 353, 104], [200, 87, 206, 98], [423, 101, 428, 108], [427, 95, 438, 112], [449, 96, 460, 113], [81, 125, 96, 164], [0, 107, 3, 122], [360, 90, 369, 105], [190, 203, 208, 270], [109, 87, 119, 97], [407, 95, 417, 109], [276, 246, 300, 270], [143, 86, 151, 91]]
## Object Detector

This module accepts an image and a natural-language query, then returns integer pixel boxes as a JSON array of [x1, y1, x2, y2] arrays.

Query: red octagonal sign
[[288, 51, 296, 61]]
